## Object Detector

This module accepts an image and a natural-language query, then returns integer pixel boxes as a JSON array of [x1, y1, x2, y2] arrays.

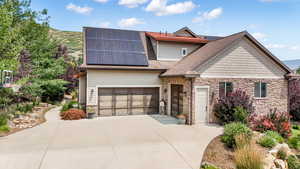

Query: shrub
[[287, 155, 300, 169], [293, 125, 300, 130], [233, 106, 249, 123], [289, 80, 300, 121], [0, 88, 15, 109], [19, 83, 43, 101], [221, 122, 252, 148], [248, 109, 291, 138], [258, 135, 276, 148], [61, 101, 79, 112], [0, 125, 9, 132], [60, 109, 85, 120], [264, 131, 284, 143], [288, 134, 300, 150], [277, 147, 287, 160], [201, 164, 220, 169], [39, 79, 68, 102], [214, 89, 253, 124], [234, 143, 264, 169], [0, 114, 8, 126]]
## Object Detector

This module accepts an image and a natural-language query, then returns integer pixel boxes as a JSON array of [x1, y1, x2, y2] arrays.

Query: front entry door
[[171, 84, 183, 117], [195, 87, 209, 123]]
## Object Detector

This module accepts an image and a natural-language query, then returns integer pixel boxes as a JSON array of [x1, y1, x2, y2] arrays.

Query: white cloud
[[145, 0, 196, 16], [290, 45, 300, 51], [118, 18, 144, 28], [252, 32, 267, 40], [119, 0, 149, 8], [100, 22, 111, 28], [93, 0, 109, 3], [66, 3, 93, 15], [266, 44, 287, 49], [192, 7, 223, 23], [266, 44, 300, 51]]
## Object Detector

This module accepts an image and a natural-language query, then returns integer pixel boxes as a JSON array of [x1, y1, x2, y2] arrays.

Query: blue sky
[[31, 0, 300, 61]]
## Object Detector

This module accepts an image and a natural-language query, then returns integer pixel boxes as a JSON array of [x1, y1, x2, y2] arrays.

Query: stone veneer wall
[[161, 77, 193, 124], [193, 78, 289, 123]]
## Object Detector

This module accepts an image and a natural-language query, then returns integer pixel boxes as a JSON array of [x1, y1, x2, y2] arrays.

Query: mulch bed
[[0, 104, 55, 137], [201, 136, 236, 169], [201, 133, 268, 169]]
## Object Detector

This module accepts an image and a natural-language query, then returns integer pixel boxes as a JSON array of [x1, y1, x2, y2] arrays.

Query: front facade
[[79, 27, 294, 124]]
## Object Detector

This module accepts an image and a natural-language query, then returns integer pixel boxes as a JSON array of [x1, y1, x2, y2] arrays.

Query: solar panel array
[[85, 28, 148, 66]]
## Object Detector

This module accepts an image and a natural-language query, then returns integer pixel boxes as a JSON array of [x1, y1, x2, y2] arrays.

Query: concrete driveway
[[0, 107, 223, 169]]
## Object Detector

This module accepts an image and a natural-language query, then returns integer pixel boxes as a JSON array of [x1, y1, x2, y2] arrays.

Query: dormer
[[146, 27, 208, 61]]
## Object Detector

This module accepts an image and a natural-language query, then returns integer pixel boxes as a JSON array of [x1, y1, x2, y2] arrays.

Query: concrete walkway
[[0, 107, 223, 169]]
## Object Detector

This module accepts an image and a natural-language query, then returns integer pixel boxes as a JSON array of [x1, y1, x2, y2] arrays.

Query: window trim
[[219, 82, 233, 97], [181, 48, 187, 56], [254, 82, 267, 98]]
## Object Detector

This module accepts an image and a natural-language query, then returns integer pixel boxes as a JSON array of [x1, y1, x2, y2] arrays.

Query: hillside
[[49, 29, 83, 59], [284, 59, 300, 70]]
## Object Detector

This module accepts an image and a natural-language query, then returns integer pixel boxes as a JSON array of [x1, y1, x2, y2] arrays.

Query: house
[[78, 26, 294, 124]]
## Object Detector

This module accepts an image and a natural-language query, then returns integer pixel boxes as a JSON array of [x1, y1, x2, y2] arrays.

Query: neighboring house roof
[[173, 26, 199, 38], [161, 31, 293, 77], [146, 32, 209, 44], [79, 60, 177, 71]]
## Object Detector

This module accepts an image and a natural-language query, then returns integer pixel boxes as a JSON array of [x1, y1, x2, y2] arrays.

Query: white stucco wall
[[157, 42, 200, 61], [198, 38, 286, 79], [86, 70, 162, 106]]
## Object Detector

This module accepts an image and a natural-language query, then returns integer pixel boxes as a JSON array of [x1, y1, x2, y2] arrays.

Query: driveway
[[0, 107, 223, 169]]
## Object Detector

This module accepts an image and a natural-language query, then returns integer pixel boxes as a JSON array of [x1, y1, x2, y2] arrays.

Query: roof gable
[[198, 37, 287, 78], [161, 31, 292, 77], [174, 27, 199, 38]]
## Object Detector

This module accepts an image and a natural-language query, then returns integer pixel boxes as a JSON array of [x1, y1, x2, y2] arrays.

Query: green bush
[[293, 125, 300, 130], [287, 155, 300, 169], [19, 83, 43, 101], [258, 135, 276, 148], [288, 134, 300, 150], [201, 164, 220, 169], [0, 88, 15, 109], [39, 79, 68, 102], [221, 122, 252, 148], [265, 131, 284, 143], [233, 106, 249, 123], [0, 125, 9, 132], [61, 100, 79, 112], [0, 114, 8, 126]]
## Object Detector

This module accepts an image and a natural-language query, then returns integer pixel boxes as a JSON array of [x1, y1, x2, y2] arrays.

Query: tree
[[297, 67, 300, 74]]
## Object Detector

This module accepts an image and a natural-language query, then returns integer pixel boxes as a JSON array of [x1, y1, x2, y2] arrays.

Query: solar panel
[[85, 28, 148, 66]]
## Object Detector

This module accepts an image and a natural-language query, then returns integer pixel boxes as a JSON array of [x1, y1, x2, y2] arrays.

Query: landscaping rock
[[264, 153, 277, 169], [274, 159, 287, 169], [273, 143, 292, 156]]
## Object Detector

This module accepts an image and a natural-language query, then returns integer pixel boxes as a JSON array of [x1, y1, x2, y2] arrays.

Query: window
[[219, 82, 233, 97], [255, 82, 267, 98], [181, 48, 187, 56]]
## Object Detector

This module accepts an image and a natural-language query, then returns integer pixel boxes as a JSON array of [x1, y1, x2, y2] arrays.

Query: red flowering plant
[[248, 108, 292, 138], [214, 89, 254, 124]]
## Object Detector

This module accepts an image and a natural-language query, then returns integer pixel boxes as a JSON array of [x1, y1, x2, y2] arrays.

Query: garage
[[98, 87, 160, 116]]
